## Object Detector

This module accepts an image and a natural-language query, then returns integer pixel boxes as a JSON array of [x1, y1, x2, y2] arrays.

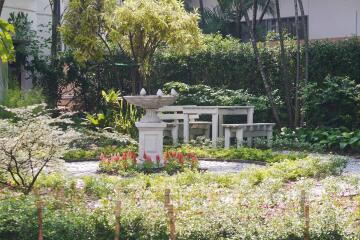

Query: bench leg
[[267, 130, 273, 147], [236, 129, 243, 148], [171, 125, 179, 145], [205, 126, 211, 139], [224, 128, 231, 149], [247, 137, 253, 147]]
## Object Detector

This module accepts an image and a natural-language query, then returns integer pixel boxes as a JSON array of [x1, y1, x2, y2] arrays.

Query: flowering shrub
[[99, 150, 199, 175], [99, 150, 138, 175], [164, 151, 199, 174]]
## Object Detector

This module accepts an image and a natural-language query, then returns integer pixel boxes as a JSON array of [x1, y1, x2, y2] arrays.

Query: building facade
[[189, 0, 360, 40]]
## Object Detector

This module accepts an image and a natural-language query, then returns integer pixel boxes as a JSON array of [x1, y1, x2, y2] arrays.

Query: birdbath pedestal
[[124, 93, 176, 166]]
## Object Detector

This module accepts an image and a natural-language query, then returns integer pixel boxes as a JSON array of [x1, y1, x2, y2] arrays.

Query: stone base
[[136, 121, 167, 165]]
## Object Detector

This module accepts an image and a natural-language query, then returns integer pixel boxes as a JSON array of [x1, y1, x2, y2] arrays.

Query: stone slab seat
[[158, 107, 212, 144], [222, 123, 275, 149]]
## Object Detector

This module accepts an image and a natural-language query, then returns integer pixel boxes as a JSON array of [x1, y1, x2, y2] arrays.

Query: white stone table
[[182, 106, 254, 146]]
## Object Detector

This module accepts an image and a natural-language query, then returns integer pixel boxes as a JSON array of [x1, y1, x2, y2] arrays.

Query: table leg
[[247, 108, 254, 123], [224, 128, 231, 149], [236, 129, 244, 148], [219, 114, 224, 137], [212, 114, 219, 146], [183, 114, 189, 143]]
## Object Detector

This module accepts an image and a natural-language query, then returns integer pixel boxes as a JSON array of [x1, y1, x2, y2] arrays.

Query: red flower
[[177, 152, 184, 165], [122, 152, 127, 161], [99, 153, 106, 161], [156, 155, 161, 165]]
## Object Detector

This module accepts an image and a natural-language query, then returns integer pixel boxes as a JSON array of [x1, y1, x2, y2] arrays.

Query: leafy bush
[[163, 81, 276, 122], [0, 86, 44, 108], [86, 89, 141, 137], [171, 145, 306, 163], [302, 75, 360, 129], [275, 127, 360, 153]]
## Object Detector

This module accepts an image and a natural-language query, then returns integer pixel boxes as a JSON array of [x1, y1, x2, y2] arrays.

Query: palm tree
[[203, 0, 274, 40], [240, 0, 281, 123]]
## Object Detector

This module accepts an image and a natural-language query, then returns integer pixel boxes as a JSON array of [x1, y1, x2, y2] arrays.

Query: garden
[[1, 0, 360, 239]]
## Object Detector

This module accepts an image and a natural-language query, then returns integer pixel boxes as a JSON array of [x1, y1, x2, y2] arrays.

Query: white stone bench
[[158, 106, 211, 144], [222, 123, 275, 148]]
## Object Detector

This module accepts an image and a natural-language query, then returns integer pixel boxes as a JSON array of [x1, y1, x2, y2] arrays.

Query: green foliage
[[61, 0, 201, 87], [0, 18, 15, 62], [163, 81, 277, 122], [171, 145, 306, 163], [303, 75, 360, 129], [242, 156, 347, 184], [86, 89, 141, 137], [63, 146, 134, 162], [0, 85, 44, 108], [0, 156, 353, 239], [276, 127, 360, 153]]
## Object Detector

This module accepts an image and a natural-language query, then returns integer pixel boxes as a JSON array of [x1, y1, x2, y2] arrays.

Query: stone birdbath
[[124, 89, 177, 166]]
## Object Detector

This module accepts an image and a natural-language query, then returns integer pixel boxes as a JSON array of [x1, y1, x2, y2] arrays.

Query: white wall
[[275, 0, 360, 40]]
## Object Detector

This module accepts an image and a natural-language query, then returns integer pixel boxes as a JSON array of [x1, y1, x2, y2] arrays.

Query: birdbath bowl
[[124, 90, 177, 166], [124, 95, 176, 123]]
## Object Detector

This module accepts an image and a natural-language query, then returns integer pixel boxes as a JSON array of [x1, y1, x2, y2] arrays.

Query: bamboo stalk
[[114, 200, 122, 240], [304, 203, 310, 240], [37, 199, 43, 240], [167, 204, 176, 240], [164, 188, 170, 208]]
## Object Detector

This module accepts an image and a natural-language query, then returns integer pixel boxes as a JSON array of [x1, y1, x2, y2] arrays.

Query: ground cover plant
[[169, 145, 306, 163], [0, 155, 355, 240]]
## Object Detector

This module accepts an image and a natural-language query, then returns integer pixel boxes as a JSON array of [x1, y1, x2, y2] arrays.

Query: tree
[[49, 0, 61, 58], [0, 19, 14, 63], [0, 119, 60, 194], [240, 0, 281, 123], [274, 0, 293, 126], [0, 0, 4, 16], [293, 0, 300, 125], [61, 0, 201, 91]]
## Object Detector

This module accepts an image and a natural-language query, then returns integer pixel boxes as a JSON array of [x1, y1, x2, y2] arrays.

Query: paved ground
[[64, 156, 360, 177], [64, 160, 261, 177]]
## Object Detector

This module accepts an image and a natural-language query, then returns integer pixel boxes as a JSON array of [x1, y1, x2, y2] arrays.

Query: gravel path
[[64, 160, 260, 177], [64, 156, 360, 177], [344, 158, 360, 175]]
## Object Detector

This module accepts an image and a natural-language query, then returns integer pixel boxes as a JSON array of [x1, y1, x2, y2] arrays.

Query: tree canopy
[[0, 19, 15, 62], [61, 0, 202, 88]]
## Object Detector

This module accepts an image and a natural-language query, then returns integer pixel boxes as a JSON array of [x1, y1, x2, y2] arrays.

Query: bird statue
[[170, 89, 178, 96], [140, 88, 146, 96], [156, 89, 163, 96]]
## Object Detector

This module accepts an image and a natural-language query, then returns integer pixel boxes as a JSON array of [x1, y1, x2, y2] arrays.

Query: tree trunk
[[298, 0, 309, 126], [240, 0, 281, 124], [252, 0, 258, 41], [275, 0, 293, 126], [51, 0, 61, 58], [0, 0, 5, 16], [199, 0, 205, 28], [294, 0, 301, 126]]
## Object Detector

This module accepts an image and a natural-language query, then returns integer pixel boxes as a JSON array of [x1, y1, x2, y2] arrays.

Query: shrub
[[275, 127, 360, 153], [302, 75, 360, 129], [0, 86, 44, 108], [172, 145, 306, 163]]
